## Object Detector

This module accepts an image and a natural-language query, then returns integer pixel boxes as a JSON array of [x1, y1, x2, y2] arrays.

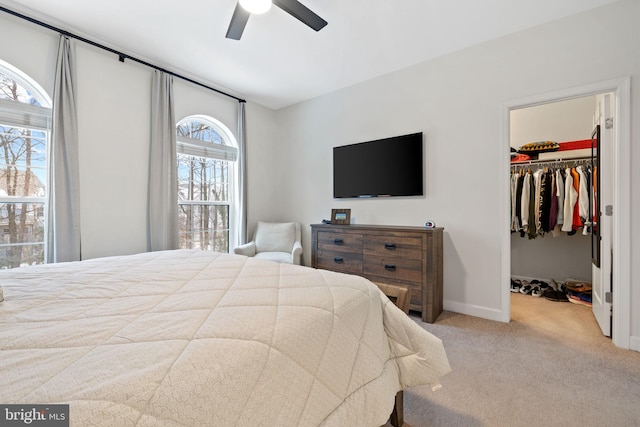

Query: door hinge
[[605, 117, 614, 129], [605, 205, 613, 216], [605, 292, 613, 304]]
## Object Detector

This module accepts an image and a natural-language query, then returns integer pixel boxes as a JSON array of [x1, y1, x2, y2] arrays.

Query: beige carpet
[[390, 293, 640, 427]]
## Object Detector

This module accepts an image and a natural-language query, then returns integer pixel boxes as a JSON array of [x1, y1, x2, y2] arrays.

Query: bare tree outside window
[[0, 73, 47, 269], [177, 119, 232, 252]]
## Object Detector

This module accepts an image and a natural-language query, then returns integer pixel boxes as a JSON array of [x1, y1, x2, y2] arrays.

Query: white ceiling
[[1, 0, 619, 110]]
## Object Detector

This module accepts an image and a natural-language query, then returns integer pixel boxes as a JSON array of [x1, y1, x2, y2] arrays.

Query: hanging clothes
[[520, 171, 531, 235], [551, 168, 565, 237], [592, 166, 598, 228], [511, 172, 521, 232], [547, 170, 557, 231], [527, 171, 537, 239], [562, 167, 576, 232], [541, 169, 554, 233], [577, 165, 591, 235], [510, 160, 592, 239], [533, 169, 544, 237]]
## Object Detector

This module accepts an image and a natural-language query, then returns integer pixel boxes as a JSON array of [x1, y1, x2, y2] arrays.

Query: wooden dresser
[[310, 224, 443, 323]]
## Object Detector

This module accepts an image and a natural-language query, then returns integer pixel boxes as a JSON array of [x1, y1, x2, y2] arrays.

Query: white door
[[592, 94, 613, 337]]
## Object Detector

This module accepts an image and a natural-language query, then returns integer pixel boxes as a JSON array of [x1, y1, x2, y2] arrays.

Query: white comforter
[[0, 250, 450, 426]]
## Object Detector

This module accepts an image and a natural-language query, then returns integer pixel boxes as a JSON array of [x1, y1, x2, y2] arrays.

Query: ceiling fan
[[226, 0, 328, 40]]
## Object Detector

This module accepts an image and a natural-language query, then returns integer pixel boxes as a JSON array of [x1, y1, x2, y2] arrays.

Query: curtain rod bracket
[[118, 54, 126, 63]]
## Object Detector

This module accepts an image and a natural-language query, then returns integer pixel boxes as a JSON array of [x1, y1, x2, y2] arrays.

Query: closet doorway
[[502, 77, 631, 349], [509, 95, 603, 336]]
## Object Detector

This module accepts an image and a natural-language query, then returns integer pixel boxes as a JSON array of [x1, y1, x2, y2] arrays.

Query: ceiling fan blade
[[226, 2, 250, 40], [273, 0, 328, 31]]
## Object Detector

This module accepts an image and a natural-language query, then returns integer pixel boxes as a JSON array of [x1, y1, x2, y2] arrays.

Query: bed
[[0, 249, 450, 426]]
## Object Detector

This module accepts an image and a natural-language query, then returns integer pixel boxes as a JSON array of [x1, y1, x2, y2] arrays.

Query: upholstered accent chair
[[233, 221, 303, 265]]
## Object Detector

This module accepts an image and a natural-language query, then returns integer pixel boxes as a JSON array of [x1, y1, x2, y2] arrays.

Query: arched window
[[176, 115, 238, 253], [0, 60, 51, 268]]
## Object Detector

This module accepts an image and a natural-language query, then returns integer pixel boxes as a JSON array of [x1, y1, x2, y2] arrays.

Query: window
[[177, 116, 238, 253], [0, 61, 51, 269]]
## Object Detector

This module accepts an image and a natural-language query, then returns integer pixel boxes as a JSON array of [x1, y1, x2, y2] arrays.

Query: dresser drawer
[[317, 231, 362, 254], [363, 255, 422, 284], [363, 235, 422, 260], [316, 248, 363, 275]]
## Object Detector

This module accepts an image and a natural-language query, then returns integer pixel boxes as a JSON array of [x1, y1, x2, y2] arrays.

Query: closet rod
[[511, 156, 592, 166], [0, 5, 246, 104]]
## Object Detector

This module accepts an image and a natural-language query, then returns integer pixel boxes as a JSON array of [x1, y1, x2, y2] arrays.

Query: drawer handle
[[384, 264, 396, 271], [334, 257, 344, 263], [334, 238, 344, 245], [384, 243, 396, 249]]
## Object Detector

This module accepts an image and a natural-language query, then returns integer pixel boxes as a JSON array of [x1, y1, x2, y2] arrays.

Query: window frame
[[0, 59, 52, 268], [176, 115, 239, 253]]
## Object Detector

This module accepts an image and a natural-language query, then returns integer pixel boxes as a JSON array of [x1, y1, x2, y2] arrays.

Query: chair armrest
[[233, 242, 256, 257], [291, 241, 303, 265]]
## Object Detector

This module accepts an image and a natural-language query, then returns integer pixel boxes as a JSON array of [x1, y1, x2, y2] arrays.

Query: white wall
[[0, 10, 273, 260], [510, 96, 596, 282], [75, 44, 152, 259], [510, 97, 597, 149], [243, 102, 280, 234], [269, 1, 640, 340]]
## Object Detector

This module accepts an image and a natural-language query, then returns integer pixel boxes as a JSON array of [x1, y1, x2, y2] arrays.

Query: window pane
[[177, 120, 225, 145], [177, 154, 229, 203], [0, 125, 47, 197], [0, 201, 45, 268], [178, 204, 229, 252], [0, 74, 42, 106]]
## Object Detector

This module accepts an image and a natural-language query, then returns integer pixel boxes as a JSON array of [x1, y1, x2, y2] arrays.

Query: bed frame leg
[[390, 390, 404, 427]]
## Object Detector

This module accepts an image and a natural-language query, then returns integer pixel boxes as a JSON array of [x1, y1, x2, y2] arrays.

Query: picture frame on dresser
[[331, 209, 351, 225]]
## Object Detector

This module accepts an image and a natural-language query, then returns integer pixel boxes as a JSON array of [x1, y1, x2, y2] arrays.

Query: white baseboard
[[629, 335, 640, 353], [443, 300, 504, 323]]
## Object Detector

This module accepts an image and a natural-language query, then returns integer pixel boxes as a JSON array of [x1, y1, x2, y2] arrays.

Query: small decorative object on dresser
[[311, 223, 444, 323], [330, 208, 351, 225]]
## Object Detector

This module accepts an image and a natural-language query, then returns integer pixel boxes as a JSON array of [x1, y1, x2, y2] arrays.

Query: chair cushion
[[254, 252, 291, 264], [254, 222, 296, 254]]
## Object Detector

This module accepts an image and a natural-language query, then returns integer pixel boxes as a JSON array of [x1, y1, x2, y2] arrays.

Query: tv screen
[[333, 132, 423, 198]]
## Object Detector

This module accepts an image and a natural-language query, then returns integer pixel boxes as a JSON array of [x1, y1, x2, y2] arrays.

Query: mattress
[[0, 249, 450, 426]]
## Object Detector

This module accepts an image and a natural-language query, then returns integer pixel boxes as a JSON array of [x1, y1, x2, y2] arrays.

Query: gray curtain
[[47, 35, 80, 263], [148, 71, 178, 251], [237, 101, 248, 244]]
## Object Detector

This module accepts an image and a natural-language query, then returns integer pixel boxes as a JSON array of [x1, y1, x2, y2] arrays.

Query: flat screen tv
[[333, 132, 423, 198]]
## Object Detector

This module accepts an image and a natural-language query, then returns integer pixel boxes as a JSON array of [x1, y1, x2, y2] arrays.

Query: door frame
[[500, 77, 631, 349]]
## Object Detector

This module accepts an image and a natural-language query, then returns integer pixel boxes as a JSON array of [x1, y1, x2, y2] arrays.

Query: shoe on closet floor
[[549, 279, 562, 291], [531, 285, 543, 297], [543, 288, 569, 302], [565, 280, 592, 294], [519, 281, 533, 295], [511, 279, 522, 293], [537, 281, 551, 294]]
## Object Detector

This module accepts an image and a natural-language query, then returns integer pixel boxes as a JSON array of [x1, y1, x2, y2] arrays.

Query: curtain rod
[[0, 5, 246, 103]]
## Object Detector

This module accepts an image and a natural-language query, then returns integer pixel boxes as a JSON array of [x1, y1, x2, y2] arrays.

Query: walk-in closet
[[509, 95, 611, 335]]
